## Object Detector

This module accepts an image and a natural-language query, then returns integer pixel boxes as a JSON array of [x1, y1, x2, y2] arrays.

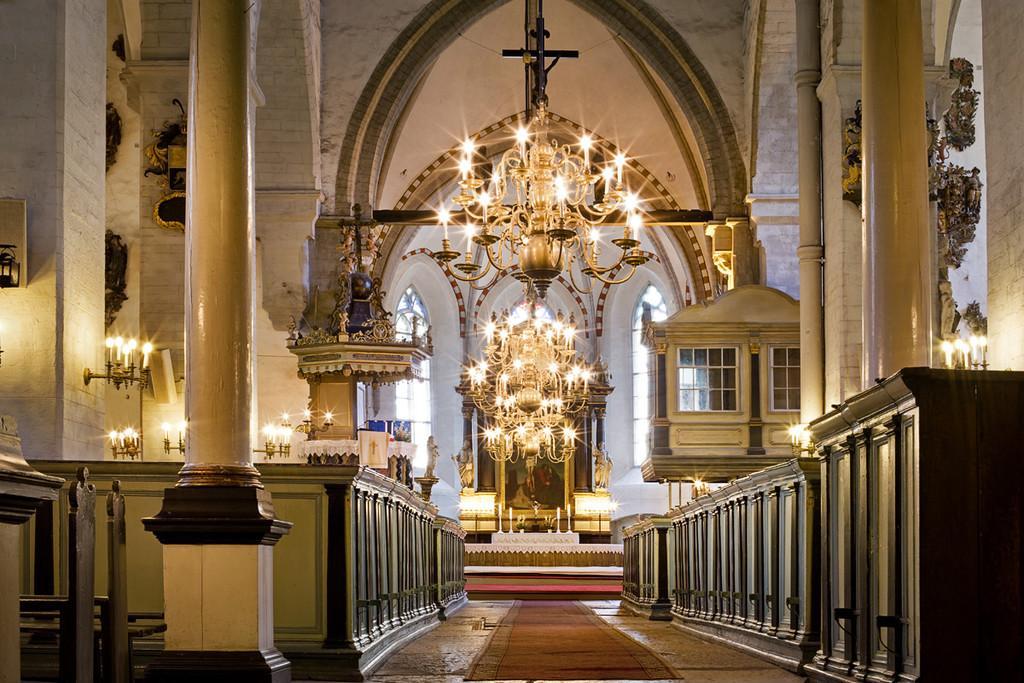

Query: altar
[[465, 531, 623, 568]]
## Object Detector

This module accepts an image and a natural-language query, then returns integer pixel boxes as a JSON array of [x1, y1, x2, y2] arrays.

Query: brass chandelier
[[464, 297, 595, 463], [432, 1, 651, 297]]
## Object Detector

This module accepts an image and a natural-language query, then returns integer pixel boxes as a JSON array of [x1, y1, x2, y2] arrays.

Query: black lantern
[[0, 244, 20, 288]]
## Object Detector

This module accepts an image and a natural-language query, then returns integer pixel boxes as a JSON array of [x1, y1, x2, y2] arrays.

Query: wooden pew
[[101, 481, 165, 682], [20, 467, 96, 681], [21, 472, 166, 682]]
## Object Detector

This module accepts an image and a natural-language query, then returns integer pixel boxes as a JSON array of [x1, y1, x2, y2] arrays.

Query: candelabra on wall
[[788, 424, 814, 458], [84, 336, 153, 390], [160, 421, 187, 456], [294, 408, 334, 440], [108, 427, 141, 460], [940, 335, 988, 370], [254, 413, 293, 459]]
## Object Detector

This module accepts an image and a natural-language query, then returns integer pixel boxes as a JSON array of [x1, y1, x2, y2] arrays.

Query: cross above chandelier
[[431, 0, 651, 297]]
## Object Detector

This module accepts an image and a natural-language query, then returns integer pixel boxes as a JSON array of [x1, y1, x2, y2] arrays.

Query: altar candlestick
[[556, 507, 561, 532], [497, 503, 503, 533], [567, 504, 572, 532], [509, 507, 513, 530]]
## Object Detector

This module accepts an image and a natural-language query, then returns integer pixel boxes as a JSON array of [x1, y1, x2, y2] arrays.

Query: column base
[[146, 647, 291, 682]]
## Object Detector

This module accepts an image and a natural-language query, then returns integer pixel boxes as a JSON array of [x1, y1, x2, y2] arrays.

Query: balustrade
[[623, 459, 819, 672], [21, 461, 467, 681]]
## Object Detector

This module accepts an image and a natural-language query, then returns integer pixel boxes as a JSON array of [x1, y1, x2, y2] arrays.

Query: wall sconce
[[294, 408, 334, 440], [108, 427, 142, 460], [0, 244, 20, 288], [788, 424, 814, 457], [161, 420, 187, 456], [84, 336, 153, 390], [939, 336, 988, 370], [254, 414, 293, 459]]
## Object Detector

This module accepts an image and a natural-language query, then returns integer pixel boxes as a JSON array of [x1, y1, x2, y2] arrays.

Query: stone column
[[728, 217, 760, 287], [143, 2, 291, 680], [795, 0, 825, 422], [861, 0, 932, 382]]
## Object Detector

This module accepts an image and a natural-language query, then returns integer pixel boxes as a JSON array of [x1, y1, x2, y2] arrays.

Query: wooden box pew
[[21, 460, 467, 681], [20, 469, 166, 682]]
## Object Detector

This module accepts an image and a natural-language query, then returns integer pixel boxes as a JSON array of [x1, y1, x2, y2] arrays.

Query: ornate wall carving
[[105, 230, 128, 328], [944, 58, 980, 152]]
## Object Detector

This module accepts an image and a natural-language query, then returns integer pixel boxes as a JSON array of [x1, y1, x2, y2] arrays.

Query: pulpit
[[289, 255, 431, 459]]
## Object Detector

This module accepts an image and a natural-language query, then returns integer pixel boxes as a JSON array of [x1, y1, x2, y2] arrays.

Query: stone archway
[[333, 0, 747, 219]]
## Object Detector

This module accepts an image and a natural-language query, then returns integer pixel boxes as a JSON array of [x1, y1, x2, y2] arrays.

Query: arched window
[[395, 287, 431, 467], [506, 297, 553, 325], [632, 285, 668, 466]]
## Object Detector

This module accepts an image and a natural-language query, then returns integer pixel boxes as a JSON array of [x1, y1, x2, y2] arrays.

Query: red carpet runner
[[466, 601, 678, 680]]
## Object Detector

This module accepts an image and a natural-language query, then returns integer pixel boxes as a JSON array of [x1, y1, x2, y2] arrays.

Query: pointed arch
[[333, 0, 746, 218]]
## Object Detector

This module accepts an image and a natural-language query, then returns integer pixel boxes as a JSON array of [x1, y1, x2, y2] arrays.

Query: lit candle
[[509, 506, 513, 530], [105, 337, 114, 365], [602, 166, 613, 196], [516, 125, 529, 159], [438, 206, 451, 241], [142, 342, 153, 368], [580, 134, 592, 170], [556, 507, 561, 531], [161, 422, 170, 439], [941, 340, 954, 369], [614, 152, 626, 186], [114, 336, 124, 363]]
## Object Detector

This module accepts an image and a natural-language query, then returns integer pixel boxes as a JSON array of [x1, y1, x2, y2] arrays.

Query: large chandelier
[[463, 297, 595, 463], [432, 2, 650, 297]]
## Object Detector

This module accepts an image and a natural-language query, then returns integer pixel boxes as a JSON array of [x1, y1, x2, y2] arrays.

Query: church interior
[[0, 0, 1021, 681]]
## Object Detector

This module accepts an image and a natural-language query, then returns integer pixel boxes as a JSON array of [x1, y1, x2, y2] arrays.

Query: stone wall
[[981, 0, 1024, 369], [0, 0, 107, 460]]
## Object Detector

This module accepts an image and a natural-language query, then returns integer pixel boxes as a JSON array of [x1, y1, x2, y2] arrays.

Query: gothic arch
[[333, 0, 747, 220], [375, 111, 712, 303]]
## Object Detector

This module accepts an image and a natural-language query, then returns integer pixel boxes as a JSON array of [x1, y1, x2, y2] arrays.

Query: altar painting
[[503, 457, 566, 509]]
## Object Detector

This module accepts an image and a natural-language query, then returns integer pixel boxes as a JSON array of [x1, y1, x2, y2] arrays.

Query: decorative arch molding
[[400, 248, 468, 337], [333, 0, 746, 219], [374, 110, 714, 302]]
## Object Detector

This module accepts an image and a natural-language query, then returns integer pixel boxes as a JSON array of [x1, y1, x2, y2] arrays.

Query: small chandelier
[[463, 293, 595, 463], [432, 2, 650, 297]]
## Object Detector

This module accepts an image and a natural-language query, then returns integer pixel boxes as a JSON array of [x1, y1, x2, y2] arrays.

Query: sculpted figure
[[594, 443, 613, 490], [452, 439, 474, 490], [425, 435, 439, 479]]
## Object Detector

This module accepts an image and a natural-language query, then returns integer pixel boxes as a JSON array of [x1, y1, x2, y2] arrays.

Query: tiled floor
[[352, 599, 806, 683]]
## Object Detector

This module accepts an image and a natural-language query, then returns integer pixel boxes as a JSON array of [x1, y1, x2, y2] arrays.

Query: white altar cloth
[[489, 532, 580, 545], [295, 438, 417, 462]]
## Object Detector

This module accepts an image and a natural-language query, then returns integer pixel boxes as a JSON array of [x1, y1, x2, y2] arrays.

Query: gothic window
[[632, 285, 668, 466], [395, 287, 431, 466]]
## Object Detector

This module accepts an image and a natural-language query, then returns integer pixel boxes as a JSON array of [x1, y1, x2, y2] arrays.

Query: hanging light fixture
[[463, 290, 595, 463], [432, 1, 650, 296]]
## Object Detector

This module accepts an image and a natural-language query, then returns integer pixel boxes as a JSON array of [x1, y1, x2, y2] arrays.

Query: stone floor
[[350, 599, 806, 683]]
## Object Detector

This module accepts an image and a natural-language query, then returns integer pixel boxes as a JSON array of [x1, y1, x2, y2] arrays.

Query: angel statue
[[594, 443, 613, 490], [452, 439, 474, 490], [424, 435, 440, 479]]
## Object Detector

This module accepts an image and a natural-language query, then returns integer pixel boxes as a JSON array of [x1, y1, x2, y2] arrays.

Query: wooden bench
[[20, 469, 165, 682]]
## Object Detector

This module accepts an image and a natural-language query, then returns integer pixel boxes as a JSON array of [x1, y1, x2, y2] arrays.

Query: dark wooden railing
[[22, 461, 467, 681], [623, 459, 820, 672], [434, 516, 467, 618], [622, 516, 672, 619]]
